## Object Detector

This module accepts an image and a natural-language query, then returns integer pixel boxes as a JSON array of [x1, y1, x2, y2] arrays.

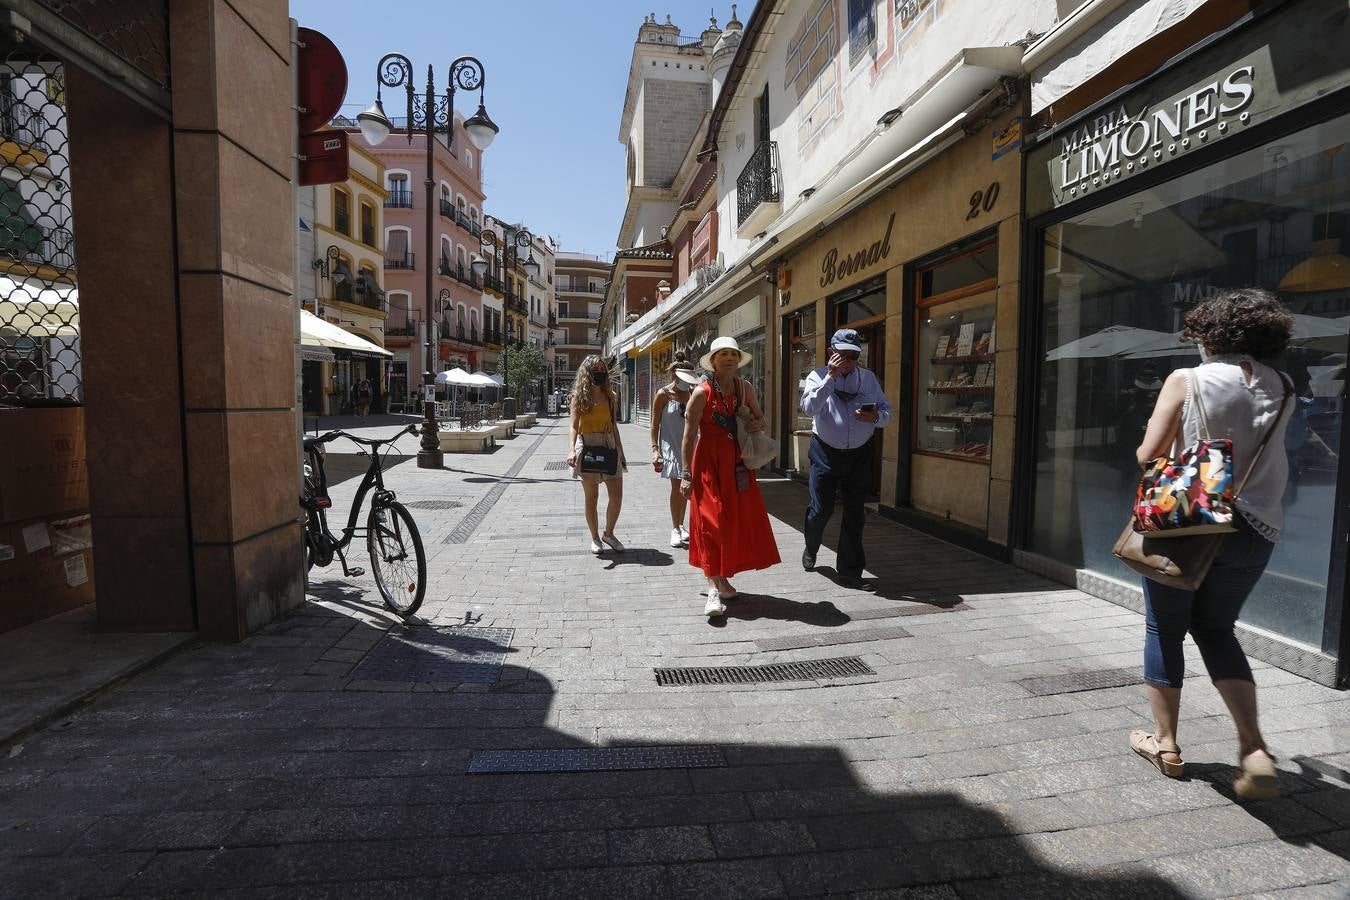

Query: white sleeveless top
[[1180, 355, 1292, 541]]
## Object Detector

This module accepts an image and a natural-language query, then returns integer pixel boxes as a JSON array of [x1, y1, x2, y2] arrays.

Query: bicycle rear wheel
[[367, 501, 426, 616]]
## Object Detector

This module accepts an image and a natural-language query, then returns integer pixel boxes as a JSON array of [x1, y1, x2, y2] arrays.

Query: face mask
[[592, 370, 608, 385]]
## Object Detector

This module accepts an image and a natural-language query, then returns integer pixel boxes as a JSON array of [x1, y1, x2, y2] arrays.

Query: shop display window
[[1030, 112, 1350, 651], [913, 242, 997, 462], [788, 306, 817, 433]]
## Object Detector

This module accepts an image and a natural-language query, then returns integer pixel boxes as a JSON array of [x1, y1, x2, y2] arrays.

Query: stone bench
[[488, 421, 515, 441], [438, 430, 495, 453], [515, 415, 531, 429], [522, 412, 537, 426]]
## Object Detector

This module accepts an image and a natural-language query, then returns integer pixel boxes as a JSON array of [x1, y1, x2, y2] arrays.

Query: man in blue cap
[[799, 328, 892, 589]]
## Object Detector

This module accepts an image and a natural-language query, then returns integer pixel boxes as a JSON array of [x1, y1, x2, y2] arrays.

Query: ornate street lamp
[[358, 53, 498, 468]]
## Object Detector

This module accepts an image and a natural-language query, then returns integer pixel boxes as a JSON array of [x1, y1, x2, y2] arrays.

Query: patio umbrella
[[1122, 315, 1350, 359], [1045, 325, 1175, 361], [435, 367, 478, 386]]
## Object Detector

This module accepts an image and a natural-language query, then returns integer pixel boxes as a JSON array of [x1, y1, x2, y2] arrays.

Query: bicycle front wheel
[[367, 501, 426, 617]]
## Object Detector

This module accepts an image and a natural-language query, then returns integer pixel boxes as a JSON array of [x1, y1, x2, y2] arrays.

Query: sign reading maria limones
[[1053, 65, 1254, 202]]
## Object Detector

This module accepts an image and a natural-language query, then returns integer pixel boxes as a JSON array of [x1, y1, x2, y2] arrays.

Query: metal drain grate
[[542, 461, 570, 471], [654, 656, 875, 686], [754, 626, 912, 652], [1016, 667, 1142, 697], [350, 626, 514, 684], [403, 500, 464, 510], [849, 602, 972, 620], [467, 745, 726, 774]]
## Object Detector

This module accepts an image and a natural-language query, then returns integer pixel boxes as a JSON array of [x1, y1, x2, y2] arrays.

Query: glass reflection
[[1032, 113, 1350, 649]]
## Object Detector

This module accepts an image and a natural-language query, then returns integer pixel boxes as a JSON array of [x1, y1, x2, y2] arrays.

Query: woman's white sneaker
[[670, 528, 684, 547], [704, 587, 726, 617], [679, 525, 690, 542], [589, 537, 604, 555]]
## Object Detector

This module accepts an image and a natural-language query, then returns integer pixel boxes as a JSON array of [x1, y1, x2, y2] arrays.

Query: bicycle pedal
[[347, 567, 365, 577]]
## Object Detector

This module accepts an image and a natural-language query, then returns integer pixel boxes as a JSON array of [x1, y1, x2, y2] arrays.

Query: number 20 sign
[[966, 182, 1000, 221]]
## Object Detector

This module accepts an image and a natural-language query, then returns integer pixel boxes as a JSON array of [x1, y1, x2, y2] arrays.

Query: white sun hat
[[699, 336, 752, 371]]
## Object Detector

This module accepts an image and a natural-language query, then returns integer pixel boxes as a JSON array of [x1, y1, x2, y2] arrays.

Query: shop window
[[1029, 111, 1350, 651], [787, 305, 817, 434], [914, 242, 997, 462]]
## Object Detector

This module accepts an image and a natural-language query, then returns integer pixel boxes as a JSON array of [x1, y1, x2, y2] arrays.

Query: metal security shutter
[[635, 353, 651, 427]]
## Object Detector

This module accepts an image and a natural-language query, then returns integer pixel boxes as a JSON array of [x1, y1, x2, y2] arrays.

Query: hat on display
[[830, 328, 863, 353], [699, 336, 753, 371]]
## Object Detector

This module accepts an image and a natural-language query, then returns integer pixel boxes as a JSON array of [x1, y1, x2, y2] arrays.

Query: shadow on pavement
[[715, 594, 850, 628], [601, 549, 675, 570], [3, 602, 1325, 897]]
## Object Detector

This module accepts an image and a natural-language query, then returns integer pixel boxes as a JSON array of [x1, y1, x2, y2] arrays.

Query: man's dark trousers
[[805, 434, 872, 578]]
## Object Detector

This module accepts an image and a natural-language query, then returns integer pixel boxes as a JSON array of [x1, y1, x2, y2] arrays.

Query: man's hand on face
[[827, 351, 856, 379]]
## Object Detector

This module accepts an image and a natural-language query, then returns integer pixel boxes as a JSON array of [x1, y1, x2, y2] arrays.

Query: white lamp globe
[[356, 100, 393, 146]]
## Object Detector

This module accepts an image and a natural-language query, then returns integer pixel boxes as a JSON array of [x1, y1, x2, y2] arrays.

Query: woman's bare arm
[[1136, 370, 1188, 467]]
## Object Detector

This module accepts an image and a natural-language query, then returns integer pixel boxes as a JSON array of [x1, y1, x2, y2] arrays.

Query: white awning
[[300, 309, 391, 357]]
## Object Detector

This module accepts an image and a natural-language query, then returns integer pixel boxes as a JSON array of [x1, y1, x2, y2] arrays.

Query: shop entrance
[[830, 276, 886, 498]]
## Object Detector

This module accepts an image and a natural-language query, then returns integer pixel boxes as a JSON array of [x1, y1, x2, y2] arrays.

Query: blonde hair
[[571, 354, 618, 414]]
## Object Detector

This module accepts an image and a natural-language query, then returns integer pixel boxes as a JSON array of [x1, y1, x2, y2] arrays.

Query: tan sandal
[[1234, 750, 1280, 801], [1130, 730, 1184, 778]]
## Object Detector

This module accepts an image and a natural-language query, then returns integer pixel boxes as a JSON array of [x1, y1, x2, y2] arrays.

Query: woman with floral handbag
[[1120, 289, 1294, 800]]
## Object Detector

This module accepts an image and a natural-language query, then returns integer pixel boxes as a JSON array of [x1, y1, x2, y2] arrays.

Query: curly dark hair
[[1181, 287, 1294, 361]]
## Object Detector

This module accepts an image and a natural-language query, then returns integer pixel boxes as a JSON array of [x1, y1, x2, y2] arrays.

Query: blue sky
[[290, 1, 733, 257]]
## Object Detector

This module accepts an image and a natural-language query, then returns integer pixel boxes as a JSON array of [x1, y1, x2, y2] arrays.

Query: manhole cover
[[351, 626, 514, 683], [754, 625, 912, 652], [467, 745, 725, 774], [1016, 667, 1141, 697], [542, 461, 570, 471], [403, 500, 464, 510], [654, 656, 875, 687]]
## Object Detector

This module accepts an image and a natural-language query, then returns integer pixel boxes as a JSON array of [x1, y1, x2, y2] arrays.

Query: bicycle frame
[[305, 444, 396, 574]]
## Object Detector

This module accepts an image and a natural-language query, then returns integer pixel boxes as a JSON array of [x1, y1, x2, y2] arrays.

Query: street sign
[[298, 130, 349, 186], [296, 27, 348, 134]]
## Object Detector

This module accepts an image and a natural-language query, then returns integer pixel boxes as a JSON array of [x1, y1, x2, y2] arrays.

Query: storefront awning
[[300, 309, 392, 358]]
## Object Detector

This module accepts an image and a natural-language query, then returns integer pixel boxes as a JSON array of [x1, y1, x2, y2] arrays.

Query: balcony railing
[[385, 190, 413, 209], [557, 282, 604, 295], [737, 140, 781, 227], [483, 274, 504, 293], [454, 209, 482, 237], [386, 252, 415, 270], [439, 198, 454, 219], [0, 101, 50, 154], [386, 323, 416, 337]]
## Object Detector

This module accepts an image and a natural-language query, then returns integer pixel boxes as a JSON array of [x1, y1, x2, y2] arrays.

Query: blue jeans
[[1142, 516, 1274, 688]]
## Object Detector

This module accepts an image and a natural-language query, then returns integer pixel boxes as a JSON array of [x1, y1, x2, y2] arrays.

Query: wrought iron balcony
[[385, 323, 416, 337], [737, 140, 781, 229], [557, 282, 603, 295], [385, 190, 413, 209], [454, 209, 481, 236], [439, 198, 454, 219], [386, 252, 415, 270]]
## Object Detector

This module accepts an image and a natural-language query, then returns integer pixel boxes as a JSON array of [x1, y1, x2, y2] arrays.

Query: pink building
[[352, 116, 489, 411]]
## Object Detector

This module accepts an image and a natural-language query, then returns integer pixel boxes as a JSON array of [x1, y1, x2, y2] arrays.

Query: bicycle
[[300, 424, 427, 617]]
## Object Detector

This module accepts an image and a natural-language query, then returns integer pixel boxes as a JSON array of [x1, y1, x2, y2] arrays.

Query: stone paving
[[4, 418, 1350, 898]]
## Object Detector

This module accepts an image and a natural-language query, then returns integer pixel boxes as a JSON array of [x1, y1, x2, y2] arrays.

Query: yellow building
[[311, 141, 390, 414]]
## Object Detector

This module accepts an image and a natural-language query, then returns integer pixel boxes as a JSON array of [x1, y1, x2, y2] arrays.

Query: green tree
[[502, 342, 545, 404]]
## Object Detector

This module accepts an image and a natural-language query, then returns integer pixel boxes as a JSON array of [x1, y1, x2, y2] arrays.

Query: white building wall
[[712, 0, 1060, 270]]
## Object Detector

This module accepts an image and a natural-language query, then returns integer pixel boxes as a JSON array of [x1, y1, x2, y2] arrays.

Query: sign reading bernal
[[1025, 0, 1350, 217]]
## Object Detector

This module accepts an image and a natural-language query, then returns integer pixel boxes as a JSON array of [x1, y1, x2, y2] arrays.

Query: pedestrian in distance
[[681, 336, 780, 618], [799, 328, 892, 589], [356, 378, 373, 418], [567, 354, 627, 555], [1127, 288, 1295, 800], [650, 352, 702, 548]]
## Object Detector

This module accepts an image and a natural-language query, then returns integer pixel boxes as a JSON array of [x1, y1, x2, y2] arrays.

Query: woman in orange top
[[567, 355, 627, 555]]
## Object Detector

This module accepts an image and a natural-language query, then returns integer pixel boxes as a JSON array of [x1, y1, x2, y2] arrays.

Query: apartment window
[[359, 201, 376, 247], [334, 187, 351, 235], [847, 0, 876, 66], [466, 150, 474, 170]]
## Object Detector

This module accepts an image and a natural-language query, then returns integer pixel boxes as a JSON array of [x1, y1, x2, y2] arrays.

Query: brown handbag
[[1112, 371, 1291, 591]]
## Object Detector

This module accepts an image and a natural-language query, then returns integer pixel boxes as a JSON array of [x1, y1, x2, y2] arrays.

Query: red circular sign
[[297, 27, 348, 135]]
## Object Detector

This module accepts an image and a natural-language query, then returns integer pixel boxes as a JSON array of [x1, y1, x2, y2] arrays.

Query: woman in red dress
[[680, 336, 781, 617]]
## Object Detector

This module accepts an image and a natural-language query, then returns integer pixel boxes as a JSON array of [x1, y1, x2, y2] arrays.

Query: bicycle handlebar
[[304, 424, 420, 451]]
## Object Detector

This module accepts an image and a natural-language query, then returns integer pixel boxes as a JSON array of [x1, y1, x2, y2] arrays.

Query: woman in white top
[[649, 352, 701, 548], [1129, 288, 1294, 800]]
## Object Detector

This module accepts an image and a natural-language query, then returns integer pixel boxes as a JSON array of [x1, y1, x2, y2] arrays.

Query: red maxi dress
[[688, 379, 781, 578]]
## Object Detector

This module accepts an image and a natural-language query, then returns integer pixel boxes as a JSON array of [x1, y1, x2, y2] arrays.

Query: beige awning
[[300, 309, 391, 357], [0, 275, 78, 338]]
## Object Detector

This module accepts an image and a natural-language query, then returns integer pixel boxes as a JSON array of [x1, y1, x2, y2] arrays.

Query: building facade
[[1014, 0, 1350, 685], [308, 141, 388, 415], [353, 115, 487, 408], [555, 252, 610, 387]]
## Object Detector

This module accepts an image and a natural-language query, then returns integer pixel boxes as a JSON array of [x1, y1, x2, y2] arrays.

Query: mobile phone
[[859, 403, 876, 413]]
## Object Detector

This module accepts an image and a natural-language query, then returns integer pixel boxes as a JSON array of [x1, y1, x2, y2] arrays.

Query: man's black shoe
[[838, 575, 873, 591], [802, 549, 816, 572]]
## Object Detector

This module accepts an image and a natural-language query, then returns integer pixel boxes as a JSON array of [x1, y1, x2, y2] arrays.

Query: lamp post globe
[[463, 102, 498, 151], [523, 255, 540, 278], [471, 254, 489, 277], [356, 100, 393, 146]]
